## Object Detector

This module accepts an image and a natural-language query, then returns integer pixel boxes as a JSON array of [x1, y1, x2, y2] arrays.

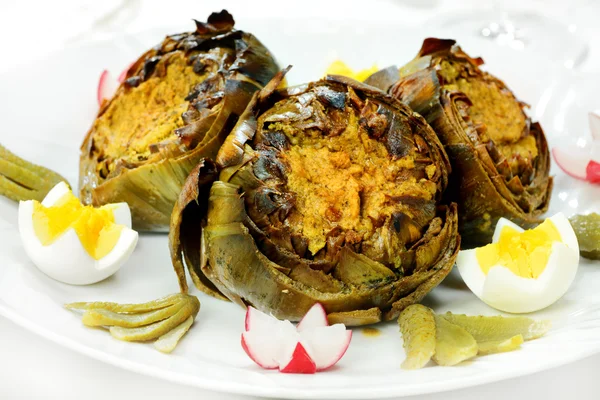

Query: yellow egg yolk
[[325, 60, 379, 82], [476, 220, 562, 279], [32, 191, 123, 260]]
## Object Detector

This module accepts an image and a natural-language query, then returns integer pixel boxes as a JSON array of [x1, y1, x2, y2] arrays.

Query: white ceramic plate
[[0, 18, 599, 400]]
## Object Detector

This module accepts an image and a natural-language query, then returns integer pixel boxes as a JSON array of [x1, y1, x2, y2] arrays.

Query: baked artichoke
[[365, 38, 552, 247], [79, 10, 279, 231], [170, 71, 460, 326]]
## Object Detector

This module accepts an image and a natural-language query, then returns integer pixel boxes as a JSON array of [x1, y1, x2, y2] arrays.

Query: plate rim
[[1, 297, 598, 399], [1, 22, 600, 400]]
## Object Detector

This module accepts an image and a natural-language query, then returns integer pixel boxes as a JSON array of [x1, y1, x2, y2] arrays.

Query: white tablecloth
[[1, 1, 599, 398]]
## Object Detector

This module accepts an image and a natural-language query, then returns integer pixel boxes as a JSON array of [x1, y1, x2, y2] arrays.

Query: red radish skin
[[97, 70, 119, 106], [279, 343, 317, 374], [242, 305, 352, 373], [118, 62, 134, 83], [586, 160, 600, 183], [296, 303, 329, 332]]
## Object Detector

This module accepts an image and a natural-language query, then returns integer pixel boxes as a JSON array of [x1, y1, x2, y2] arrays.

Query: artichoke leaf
[[80, 11, 280, 231], [375, 38, 552, 247], [172, 71, 460, 325]]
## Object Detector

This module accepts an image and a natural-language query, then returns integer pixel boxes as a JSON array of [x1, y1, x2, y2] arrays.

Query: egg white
[[457, 212, 580, 313], [18, 182, 138, 285]]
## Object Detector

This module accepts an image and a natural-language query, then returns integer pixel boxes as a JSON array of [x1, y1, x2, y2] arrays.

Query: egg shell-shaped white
[[17, 185, 138, 285], [481, 242, 579, 313], [456, 249, 485, 298], [40, 181, 70, 207], [491, 217, 524, 243], [547, 212, 579, 253], [457, 242, 579, 313]]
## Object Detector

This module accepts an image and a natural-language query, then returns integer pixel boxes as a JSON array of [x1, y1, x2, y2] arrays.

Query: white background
[[1, 0, 599, 399]]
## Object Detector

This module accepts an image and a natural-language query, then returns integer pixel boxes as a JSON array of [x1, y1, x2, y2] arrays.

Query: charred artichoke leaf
[[0, 144, 68, 202], [372, 38, 552, 247], [171, 71, 460, 325], [66, 293, 200, 352], [79, 10, 279, 231]]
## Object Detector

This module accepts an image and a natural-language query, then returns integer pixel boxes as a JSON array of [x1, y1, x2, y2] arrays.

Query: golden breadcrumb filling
[[92, 52, 206, 176], [439, 61, 537, 175], [275, 111, 438, 255]]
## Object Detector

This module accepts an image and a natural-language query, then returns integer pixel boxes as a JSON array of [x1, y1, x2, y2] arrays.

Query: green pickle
[[478, 334, 524, 355], [440, 312, 551, 341], [398, 309, 549, 369], [66, 293, 200, 353], [0, 143, 68, 202], [432, 315, 478, 366], [569, 213, 600, 260], [398, 304, 436, 370]]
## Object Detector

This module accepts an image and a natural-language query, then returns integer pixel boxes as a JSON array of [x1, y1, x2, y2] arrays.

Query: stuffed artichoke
[[79, 10, 279, 231], [170, 71, 460, 326], [365, 38, 552, 247]]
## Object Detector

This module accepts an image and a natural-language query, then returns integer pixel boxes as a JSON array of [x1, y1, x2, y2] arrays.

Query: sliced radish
[[552, 147, 588, 180], [296, 303, 329, 332], [302, 324, 353, 371], [589, 111, 600, 140], [97, 70, 119, 106], [241, 304, 352, 374], [241, 330, 279, 369], [552, 142, 600, 184], [586, 160, 600, 183], [245, 306, 280, 332], [279, 343, 316, 374], [117, 62, 134, 83]]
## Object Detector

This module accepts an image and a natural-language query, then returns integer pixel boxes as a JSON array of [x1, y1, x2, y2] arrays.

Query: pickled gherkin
[[478, 334, 524, 355], [432, 315, 478, 366], [440, 312, 551, 341], [0, 143, 68, 202], [65, 293, 200, 353], [398, 308, 549, 368], [569, 213, 600, 260], [398, 305, 436, 370]]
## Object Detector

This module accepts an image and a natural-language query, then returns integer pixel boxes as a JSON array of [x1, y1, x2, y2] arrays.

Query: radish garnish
[[552, 113, 600, 185], [589, 111, 600, 140], [279, 343, 316, 374], [96, 63, 133, 106], [117, 62, 134, 84], [97, 70, 119, 106], [241, 303, 352, 374], [296, 302, 328, 331], [586, 160, 600, 183]]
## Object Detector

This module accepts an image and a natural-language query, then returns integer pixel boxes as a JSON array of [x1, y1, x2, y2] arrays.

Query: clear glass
[[436, 0, 590, 69]]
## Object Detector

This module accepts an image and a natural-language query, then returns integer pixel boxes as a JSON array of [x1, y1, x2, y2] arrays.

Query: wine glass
[[435, 0, 590, 69]]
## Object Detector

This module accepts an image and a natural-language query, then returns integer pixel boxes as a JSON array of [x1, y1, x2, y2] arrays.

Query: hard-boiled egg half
[[18, 182, 138, 285], [457, 213, 579, 313]]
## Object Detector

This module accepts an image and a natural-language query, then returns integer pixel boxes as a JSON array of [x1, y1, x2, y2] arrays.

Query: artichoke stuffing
[[65, 293, 200, 353], [366, 38, 552, 247], [170, 70, 460, 326], [79, 10, 279, 232]]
